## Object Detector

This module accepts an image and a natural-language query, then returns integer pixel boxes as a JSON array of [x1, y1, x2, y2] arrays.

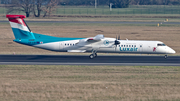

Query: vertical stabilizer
[[6, 15, 35, 39]]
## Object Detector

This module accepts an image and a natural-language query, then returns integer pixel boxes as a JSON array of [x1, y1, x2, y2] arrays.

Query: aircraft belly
[[64, 46, 92, 52], [34, 42, 59, 51]]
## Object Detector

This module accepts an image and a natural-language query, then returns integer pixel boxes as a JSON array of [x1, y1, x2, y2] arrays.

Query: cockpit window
[[157, 43, 166, 46]]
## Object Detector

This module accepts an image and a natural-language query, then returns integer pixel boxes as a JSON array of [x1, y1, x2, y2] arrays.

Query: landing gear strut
[[164, 55, 168, 59], [89, 50, 97, 59]]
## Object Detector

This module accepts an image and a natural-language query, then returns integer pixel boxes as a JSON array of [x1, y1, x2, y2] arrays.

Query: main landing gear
[[89, 50, 97, 59]]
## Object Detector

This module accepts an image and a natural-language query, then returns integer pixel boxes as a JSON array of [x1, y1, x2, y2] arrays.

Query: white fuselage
[[34, 37, 176, 54]]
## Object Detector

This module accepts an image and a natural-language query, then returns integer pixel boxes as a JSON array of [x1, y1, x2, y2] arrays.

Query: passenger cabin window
[[157, 43, 166, 46], [120, 45, 137, 47]]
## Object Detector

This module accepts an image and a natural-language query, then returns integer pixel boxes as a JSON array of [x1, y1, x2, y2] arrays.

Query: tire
[[89, 54, 94, 59]]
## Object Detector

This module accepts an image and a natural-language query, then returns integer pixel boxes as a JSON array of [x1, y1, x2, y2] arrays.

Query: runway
[[0, 55, 180, 66], [1, 20, 180, 25]]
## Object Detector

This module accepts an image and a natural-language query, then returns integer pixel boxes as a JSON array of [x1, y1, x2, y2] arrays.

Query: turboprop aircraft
[[6, 15, 176, 59]]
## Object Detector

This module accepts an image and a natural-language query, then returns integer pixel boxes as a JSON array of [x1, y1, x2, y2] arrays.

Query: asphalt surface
[[1, 20, 180, 25], [0, 55, 179, 66]]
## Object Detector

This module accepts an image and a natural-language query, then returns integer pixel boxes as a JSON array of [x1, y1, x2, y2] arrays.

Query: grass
[[56, 6, 180, 15], [50, 5, 180, 15], [2, 6, 180, 23], [0, 65, 180, 101]]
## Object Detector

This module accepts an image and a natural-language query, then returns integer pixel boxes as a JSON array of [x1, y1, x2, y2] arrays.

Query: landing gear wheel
[[164, 55, 168, 59], [90, 49, 98, 59], [89, 54, 94, 59]]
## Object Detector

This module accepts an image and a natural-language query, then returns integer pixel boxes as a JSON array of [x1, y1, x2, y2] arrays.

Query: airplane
[[6, 14, 176, 59]]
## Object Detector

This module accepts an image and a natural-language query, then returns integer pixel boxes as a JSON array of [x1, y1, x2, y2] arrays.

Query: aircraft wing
[[76, 34, 104, 46]]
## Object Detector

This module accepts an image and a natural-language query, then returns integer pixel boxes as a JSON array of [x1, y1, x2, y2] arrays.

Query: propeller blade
[[114, 35, 120, 49]]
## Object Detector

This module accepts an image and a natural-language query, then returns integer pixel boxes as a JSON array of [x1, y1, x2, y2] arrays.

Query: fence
[[1, 5, 180, 15], [55, 5, 180, 15]]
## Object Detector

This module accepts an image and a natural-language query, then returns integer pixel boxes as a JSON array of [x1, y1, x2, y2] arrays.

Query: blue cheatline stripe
[[12, 28, 84, 45]]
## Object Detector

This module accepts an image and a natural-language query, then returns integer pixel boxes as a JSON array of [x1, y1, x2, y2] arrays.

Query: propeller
[[114, 35, 120, 51], [114, 35, 120, 45], [108, 35, 120, 48]]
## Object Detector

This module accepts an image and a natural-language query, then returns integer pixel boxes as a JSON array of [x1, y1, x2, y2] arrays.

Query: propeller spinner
[[114, 35, 120, 46], [114, 35, 120, 51]]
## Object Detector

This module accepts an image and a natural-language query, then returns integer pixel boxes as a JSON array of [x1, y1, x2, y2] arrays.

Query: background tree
[[33, 0, 43, 17], [5, 0, 34, 17], [109, 0, 131, 8], [130, 0, 180, 5], [58, 0, 94, 5], [42, 0, 57, 17], [33, 0, 57, 17]]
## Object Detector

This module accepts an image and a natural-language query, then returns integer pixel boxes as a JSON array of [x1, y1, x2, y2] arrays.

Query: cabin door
[[59, 42, 64, 50], [139, 44, 143, 52]]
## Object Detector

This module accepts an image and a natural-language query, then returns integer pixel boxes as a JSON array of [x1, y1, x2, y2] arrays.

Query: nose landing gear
[[164, 55, 168, 59]]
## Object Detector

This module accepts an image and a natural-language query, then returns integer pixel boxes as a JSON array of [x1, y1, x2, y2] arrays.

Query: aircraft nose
[[168, 48, 176, 54], [171, 49, 176, 54]]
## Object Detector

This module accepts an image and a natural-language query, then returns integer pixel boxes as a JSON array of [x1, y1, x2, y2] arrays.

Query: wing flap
[[67, 50, 86, 52], [77, 34, 104, 46]]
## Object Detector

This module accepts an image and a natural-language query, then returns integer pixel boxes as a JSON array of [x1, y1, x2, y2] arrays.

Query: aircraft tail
[[6, 15, 35, 39]]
